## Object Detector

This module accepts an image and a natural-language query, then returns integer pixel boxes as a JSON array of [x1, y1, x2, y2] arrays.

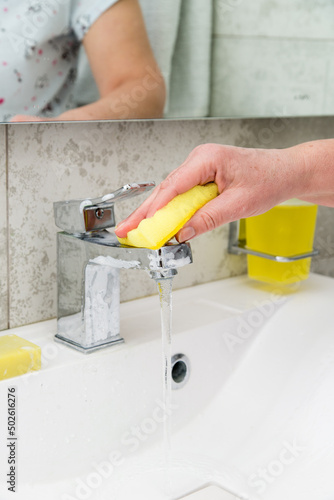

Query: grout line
[[5, 125, 10, 330]]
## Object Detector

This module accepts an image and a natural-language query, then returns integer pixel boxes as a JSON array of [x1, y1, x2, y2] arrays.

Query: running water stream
[[156, 276, 174, 495]]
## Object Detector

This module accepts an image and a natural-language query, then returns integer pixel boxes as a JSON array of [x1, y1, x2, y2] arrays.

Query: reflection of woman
[[0, 0, 165, 122]]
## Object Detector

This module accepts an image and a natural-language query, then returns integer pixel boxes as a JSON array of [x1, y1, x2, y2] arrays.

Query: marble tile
[[0, 125, 7, 331], [311, 207, 334, 276], [7, 122, 121, 328], [210, 37, 334, 118], [311, 257, 334, 279], [213, 0, 334, 39]]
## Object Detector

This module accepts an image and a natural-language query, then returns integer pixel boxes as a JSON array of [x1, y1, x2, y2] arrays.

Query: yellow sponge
[[0, 335, 41, 381], [117, 183, 219, 250]]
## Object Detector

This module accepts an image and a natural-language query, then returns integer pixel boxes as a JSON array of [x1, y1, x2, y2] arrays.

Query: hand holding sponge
[[117, 183, 219, 250]]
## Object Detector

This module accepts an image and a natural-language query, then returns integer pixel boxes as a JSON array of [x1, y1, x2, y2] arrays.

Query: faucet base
[[54, 334, 124, 354]]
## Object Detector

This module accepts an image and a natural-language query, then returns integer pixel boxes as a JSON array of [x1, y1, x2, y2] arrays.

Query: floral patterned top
[[0, 0, 119, 121]]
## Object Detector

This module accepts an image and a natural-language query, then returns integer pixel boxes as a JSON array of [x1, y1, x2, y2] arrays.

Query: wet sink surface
[[1, 274, 334, 500]]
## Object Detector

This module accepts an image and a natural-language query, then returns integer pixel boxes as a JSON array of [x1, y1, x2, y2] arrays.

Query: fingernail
[[115, 221, 126, 231], [115, 224, 125, 237], [178, 227, 196, 242]]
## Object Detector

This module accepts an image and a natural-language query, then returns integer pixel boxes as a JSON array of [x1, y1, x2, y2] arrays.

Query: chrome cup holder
[[228, 220, 318, 262]]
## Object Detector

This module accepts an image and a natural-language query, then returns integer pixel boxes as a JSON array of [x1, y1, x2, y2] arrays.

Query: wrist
[[282, 143, 316, 201], [286, 140, 334, 202]]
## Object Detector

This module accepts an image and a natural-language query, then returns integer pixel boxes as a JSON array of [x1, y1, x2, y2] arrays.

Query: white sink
[[1, 274, 334, 500]]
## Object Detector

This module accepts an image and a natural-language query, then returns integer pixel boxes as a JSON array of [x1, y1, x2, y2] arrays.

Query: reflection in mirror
[[0, 0, 166, 122], [210, 0, 334, 119], [1, 0, 334, 123]]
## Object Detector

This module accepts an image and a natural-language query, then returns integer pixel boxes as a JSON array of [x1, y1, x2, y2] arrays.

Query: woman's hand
[[115, 143, 307, 242], [117, 138, 334, 243]]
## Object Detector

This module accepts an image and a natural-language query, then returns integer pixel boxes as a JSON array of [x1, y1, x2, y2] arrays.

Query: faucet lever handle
[[94, 182, 156, 207], [54, 182, 155, 234]]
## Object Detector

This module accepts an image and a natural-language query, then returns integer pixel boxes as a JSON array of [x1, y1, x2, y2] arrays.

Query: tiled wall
[[1, 116, 334, 331], [311, 206, 334, 279], [0, 126, 7, 331], [211, 0, 334, 117]]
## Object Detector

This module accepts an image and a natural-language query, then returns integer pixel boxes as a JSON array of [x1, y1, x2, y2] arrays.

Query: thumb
[[176, 190, 249, 242]]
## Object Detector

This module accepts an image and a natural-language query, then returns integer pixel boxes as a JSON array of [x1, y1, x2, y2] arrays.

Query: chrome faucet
[[53, 183, 192, 353]]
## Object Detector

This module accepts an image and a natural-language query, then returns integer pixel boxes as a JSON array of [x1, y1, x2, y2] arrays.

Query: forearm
[[58, 73, 166, 121], [286, 139, 334, 206]]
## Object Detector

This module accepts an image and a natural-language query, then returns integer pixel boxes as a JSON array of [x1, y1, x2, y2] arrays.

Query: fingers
[[149, 144, 226, 216], [176, 188, 260, 242], [115, 183, 164, 237], [144, 172, 197, 219], [115, 144, 223, 237], [176, 194, 229, 242], [115, 192, 156, 237]]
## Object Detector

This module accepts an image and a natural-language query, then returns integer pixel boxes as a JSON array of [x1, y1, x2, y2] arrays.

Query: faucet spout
[[83, 230, 192, 276], [55, 230, 192, 353]]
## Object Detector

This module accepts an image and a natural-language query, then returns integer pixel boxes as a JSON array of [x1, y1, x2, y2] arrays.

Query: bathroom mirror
[[1, 0, 334, 123]]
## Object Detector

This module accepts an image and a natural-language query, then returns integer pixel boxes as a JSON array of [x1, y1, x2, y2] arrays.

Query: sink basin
[[1, 274, 334, 499]]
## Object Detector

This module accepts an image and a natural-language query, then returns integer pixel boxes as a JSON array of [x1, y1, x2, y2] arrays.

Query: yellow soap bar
[[117, 183, 219, 250], [0, 335, 41, 381]]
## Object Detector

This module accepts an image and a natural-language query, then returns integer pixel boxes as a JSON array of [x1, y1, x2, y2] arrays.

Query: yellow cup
[[245, 200, 318, 285]]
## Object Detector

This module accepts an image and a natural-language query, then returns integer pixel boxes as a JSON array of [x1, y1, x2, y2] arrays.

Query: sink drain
[[171, 354, 190, 390]]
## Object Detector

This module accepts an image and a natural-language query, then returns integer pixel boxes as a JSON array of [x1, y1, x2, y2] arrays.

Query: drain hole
[[171, 354, 190, 390], [172, 360, 187, 383]]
